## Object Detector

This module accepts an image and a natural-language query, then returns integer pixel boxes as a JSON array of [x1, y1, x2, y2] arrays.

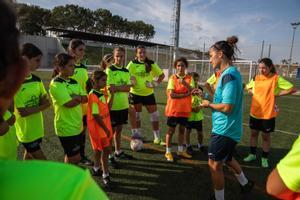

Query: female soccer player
[[14, 43, 50, 160], [243, 58, 297, 168], [106, 47, 133, 161], [100, 53, 114, 71], [201, 36, 253, 200], [68, 39, 93, 166], [205, 67, 221, 97], [266, 135, 300, 199], [49, 53, 88, 164], [184, 72, 205, 155], [0, 109, 17, 160], [126, 45, 165, 144], [164, 57, 194, 162], [87, 70, 115, 188]]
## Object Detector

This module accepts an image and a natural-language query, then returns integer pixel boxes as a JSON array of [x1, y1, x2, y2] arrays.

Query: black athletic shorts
[[208, 133, 237, 162], [110, 108, 128, 127], [186, 120, 203, 131], [167, 117, 188, 128], [249, 116, 275, 133], [21, 138, 42, 153], [58, 134, 81, 157], [129, 93, 156, 106], [82, 115, 87, 127]]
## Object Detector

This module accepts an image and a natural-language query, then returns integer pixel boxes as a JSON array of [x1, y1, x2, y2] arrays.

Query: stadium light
[[287, 22, 300, 77]]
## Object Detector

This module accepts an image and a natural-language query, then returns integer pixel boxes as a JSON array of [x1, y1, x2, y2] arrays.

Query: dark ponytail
[[211, 35, 239, 61], [135, 45, 152, 73]]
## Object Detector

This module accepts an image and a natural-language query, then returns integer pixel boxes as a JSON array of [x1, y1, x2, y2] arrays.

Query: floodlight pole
[[287, 22, 300, 77], [169, 0, 181, 77]]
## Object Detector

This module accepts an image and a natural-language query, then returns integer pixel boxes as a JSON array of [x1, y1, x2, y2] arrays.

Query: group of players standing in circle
[[0, 31, 298, 199]]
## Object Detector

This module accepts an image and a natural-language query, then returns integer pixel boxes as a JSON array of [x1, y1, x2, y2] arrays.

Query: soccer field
[[20, 71, 300, 200]]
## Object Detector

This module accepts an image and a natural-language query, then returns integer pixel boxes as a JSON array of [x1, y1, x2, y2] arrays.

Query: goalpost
[[187, 59, 257, 83]]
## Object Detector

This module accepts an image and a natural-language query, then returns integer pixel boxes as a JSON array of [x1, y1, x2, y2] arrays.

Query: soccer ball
[[130, 139, 143, 151]]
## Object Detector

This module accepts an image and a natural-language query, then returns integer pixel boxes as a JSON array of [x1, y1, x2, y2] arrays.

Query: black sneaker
[[90, 168, 101, 177], [199, 146, 207, 153], [115, 152, 133, 160], [186, 146, 194, 155], [103, 176, 116, 189], [109, 156, 119, 169], [80, 156, 94, 166], [240, 180, 254, 193]]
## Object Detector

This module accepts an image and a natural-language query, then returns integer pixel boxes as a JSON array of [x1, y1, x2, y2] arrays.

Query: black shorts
[[249, 116, 275, 133], [167, 117, 188, 128], [186, 120, 203, 131], [58, 134, 81, 157], [110, 108, 128, 127], [129, 93, 156, 106], [21, 138, 42, 153], [208, 133, 237, 162], [82, 115, 87, 127]]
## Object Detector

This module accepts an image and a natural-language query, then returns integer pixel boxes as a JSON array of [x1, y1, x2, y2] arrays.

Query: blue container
[[297, 68, 300, 79]]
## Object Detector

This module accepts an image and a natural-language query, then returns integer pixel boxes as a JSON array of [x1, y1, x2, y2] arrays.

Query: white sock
[[197, 143, 202, 148], [115, 150, 122, 155], [235, 171, 248, 186], [93, 166, 100, 171], [214, 189, 224, 200], [102, 173, 109, 179], [153, 130, 160, 140], [178, 145, 184, 152], [166, 147, 172, 153]]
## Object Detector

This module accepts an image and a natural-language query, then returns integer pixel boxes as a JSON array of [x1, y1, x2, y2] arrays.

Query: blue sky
[[17, 0, 300, 64]]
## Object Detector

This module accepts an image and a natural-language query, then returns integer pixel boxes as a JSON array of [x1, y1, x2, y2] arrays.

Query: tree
[[49, 4, 93, 31], [93, 8, 112, 34], [17, 3, 50, 35]]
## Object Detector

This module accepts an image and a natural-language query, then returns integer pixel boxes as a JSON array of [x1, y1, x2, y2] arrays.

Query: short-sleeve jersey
[[212, 66, 243, 142], [188, 95, 204, 122], [127, 59, 163, 96], [71, 63, 89, 115], [165, 74, 194, 118], [277, 136, 300, 192], [246, 75, 293, 95], [0, 111, 17, 160], [106, 64, 131, 111], [0, 160, 109, 200], [49, 77, 85, 137], [14, 74, 47, 142]]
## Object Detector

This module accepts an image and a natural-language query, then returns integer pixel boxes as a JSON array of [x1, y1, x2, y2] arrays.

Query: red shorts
[[87, 120, 112, 151], [274, 189, 300, 200]]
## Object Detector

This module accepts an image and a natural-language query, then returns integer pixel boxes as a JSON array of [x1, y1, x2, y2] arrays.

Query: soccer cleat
[[243, 154, 256, 162], [261, 158, 269, 168], [165, 152, 174, 162], [186, 146, 194, 155], [90, 168, 101, 177], [103, 176, 116, 189], [80, 156, 94, 166], [177, 151, 192, 159], [240, 180, 254, 193], [115, 152, 133, 160], [153, 138, 166, 146]]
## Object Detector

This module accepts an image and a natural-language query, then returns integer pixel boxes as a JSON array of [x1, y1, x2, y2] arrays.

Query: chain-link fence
[[187, 60, 256, 83]]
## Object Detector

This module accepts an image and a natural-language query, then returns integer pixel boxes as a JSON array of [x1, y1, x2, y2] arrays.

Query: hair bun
[[226, 36, 238, 46]]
